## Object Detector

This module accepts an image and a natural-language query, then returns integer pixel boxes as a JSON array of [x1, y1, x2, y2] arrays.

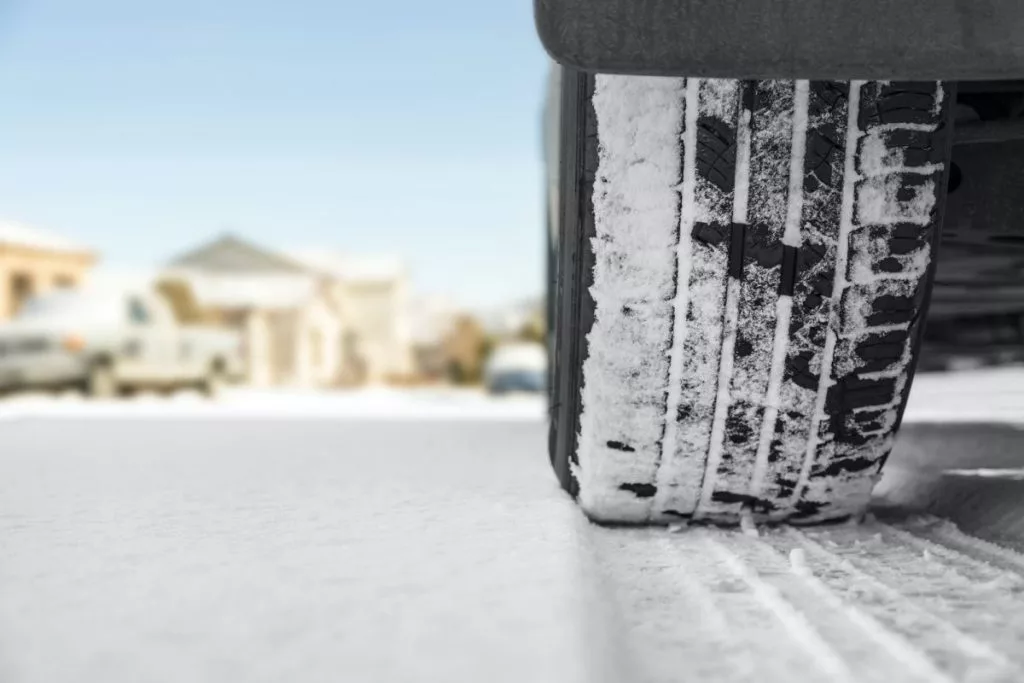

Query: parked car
[[0, 287, 242, 398], [538, 1, 1024, 525], [484, 342, 546, 395]]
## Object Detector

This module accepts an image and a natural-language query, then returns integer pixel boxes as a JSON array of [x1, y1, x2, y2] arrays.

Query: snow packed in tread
[[574, 74, 949, 525], [653, 79, 739, 520]]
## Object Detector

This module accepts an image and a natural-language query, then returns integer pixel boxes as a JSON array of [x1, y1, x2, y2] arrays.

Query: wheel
[[548, 71, 954, 525], [85, 361, 119, 399]]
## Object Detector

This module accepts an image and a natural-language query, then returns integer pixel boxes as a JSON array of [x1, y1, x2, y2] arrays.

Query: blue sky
[[0, 1, 550, 307]]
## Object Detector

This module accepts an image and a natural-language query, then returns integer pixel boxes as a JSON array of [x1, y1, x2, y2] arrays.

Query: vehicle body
[[537, 1, 1024, 525], [484, 342, 547, 395], [0, 287, 243, 398]]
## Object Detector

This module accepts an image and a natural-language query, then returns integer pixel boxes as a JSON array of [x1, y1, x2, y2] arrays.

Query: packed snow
[[1, 368, 1024, 682]]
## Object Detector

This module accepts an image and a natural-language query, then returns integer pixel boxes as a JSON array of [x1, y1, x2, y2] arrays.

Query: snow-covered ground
[[1, 371, 1023, 682], [0, 386, 546, 421]]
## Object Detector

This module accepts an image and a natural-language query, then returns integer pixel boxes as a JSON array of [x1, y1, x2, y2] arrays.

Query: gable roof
[[0, 220, 89, 255], [168, 234, 306, 274]]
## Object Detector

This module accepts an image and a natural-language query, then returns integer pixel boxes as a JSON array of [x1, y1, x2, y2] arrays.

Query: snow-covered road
[[1, 373, 1023, 682]]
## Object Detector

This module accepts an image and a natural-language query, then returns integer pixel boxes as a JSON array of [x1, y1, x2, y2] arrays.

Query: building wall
[[0, 245, 95, 320], [341, 278, 413, 383], [294, 296, 343, 388]]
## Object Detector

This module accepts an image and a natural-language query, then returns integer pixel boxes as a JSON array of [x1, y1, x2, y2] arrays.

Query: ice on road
[[1, 373, 1023, 682]]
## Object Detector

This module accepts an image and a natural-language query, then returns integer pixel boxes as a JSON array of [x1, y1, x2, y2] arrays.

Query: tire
[[548, 72, 954, 525], [85, 361, 119, 399]]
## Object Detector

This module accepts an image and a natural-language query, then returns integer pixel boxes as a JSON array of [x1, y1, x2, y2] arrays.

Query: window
[[10, 273, 33, 315], [128, 298, 151, 325]]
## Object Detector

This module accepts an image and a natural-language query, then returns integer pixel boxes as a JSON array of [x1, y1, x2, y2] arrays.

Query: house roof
[[288, 249, 406, 283], [0, 220, 89, 255], [168, 234, 307, 274]]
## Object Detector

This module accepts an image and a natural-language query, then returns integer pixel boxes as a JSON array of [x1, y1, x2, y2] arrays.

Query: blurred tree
[[515, 315, 545, 344], [442, 315, 492, 385], [155, 278, 204, 324]]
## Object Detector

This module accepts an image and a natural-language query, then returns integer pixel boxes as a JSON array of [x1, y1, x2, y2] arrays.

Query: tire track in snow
[[782, 527, 1024, 681], [705, 531, 939, 683], [889, 518, 1024, 580], [588, 527, 789, 682]]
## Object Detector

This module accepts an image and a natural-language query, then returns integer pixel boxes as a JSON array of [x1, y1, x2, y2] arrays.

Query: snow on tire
[[549, 74, 952, 525]]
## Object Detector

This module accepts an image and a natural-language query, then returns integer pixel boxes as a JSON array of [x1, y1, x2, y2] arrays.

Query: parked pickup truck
[[0, 286, 243, 398]]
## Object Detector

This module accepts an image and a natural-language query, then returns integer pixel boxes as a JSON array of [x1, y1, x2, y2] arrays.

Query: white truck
[[0, 286, 243, 398]]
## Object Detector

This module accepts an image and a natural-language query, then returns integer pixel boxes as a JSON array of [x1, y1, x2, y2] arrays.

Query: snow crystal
[[857, 177, 937, 226], [789, 548, 811, 576], [783, 81, 809, 246]]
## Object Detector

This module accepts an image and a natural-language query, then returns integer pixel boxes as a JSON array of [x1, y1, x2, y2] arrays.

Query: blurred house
[[288, 249, 413, 384], [165, 235, 411, 387], [0, 221, 96, 320]]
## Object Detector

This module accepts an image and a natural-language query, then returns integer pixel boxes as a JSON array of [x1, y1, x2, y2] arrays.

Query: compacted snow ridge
[[748, 81, 808, 501], [750, 296, 795, 497], [655, 77, 702, 520], [709, 532, 959, 683], [590, 520, 1024, 682], [796, 526, 1024, 676], [579, 75, 686, 521], [903, 518, 1024, 576], [652, 79, 739, 518], [588, 529, 771, 682], [696, 276, 743, 519], [779, 529, 1023, 681], [703, 535, 860, 683], [880, 524, 1024, 591]]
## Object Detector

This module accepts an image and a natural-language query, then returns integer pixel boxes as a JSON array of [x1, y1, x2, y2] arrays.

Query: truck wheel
[[548, 73, 954, 525], [86, 361, 119, 399]]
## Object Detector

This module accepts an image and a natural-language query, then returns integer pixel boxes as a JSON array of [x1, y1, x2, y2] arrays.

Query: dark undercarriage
[[923, 81, 1024, 369]]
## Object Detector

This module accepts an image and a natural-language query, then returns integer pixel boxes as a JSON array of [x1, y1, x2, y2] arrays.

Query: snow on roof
[[166, 269, 319, 309], [288, 249, 406, 283], [0, 220, 89, 254]]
